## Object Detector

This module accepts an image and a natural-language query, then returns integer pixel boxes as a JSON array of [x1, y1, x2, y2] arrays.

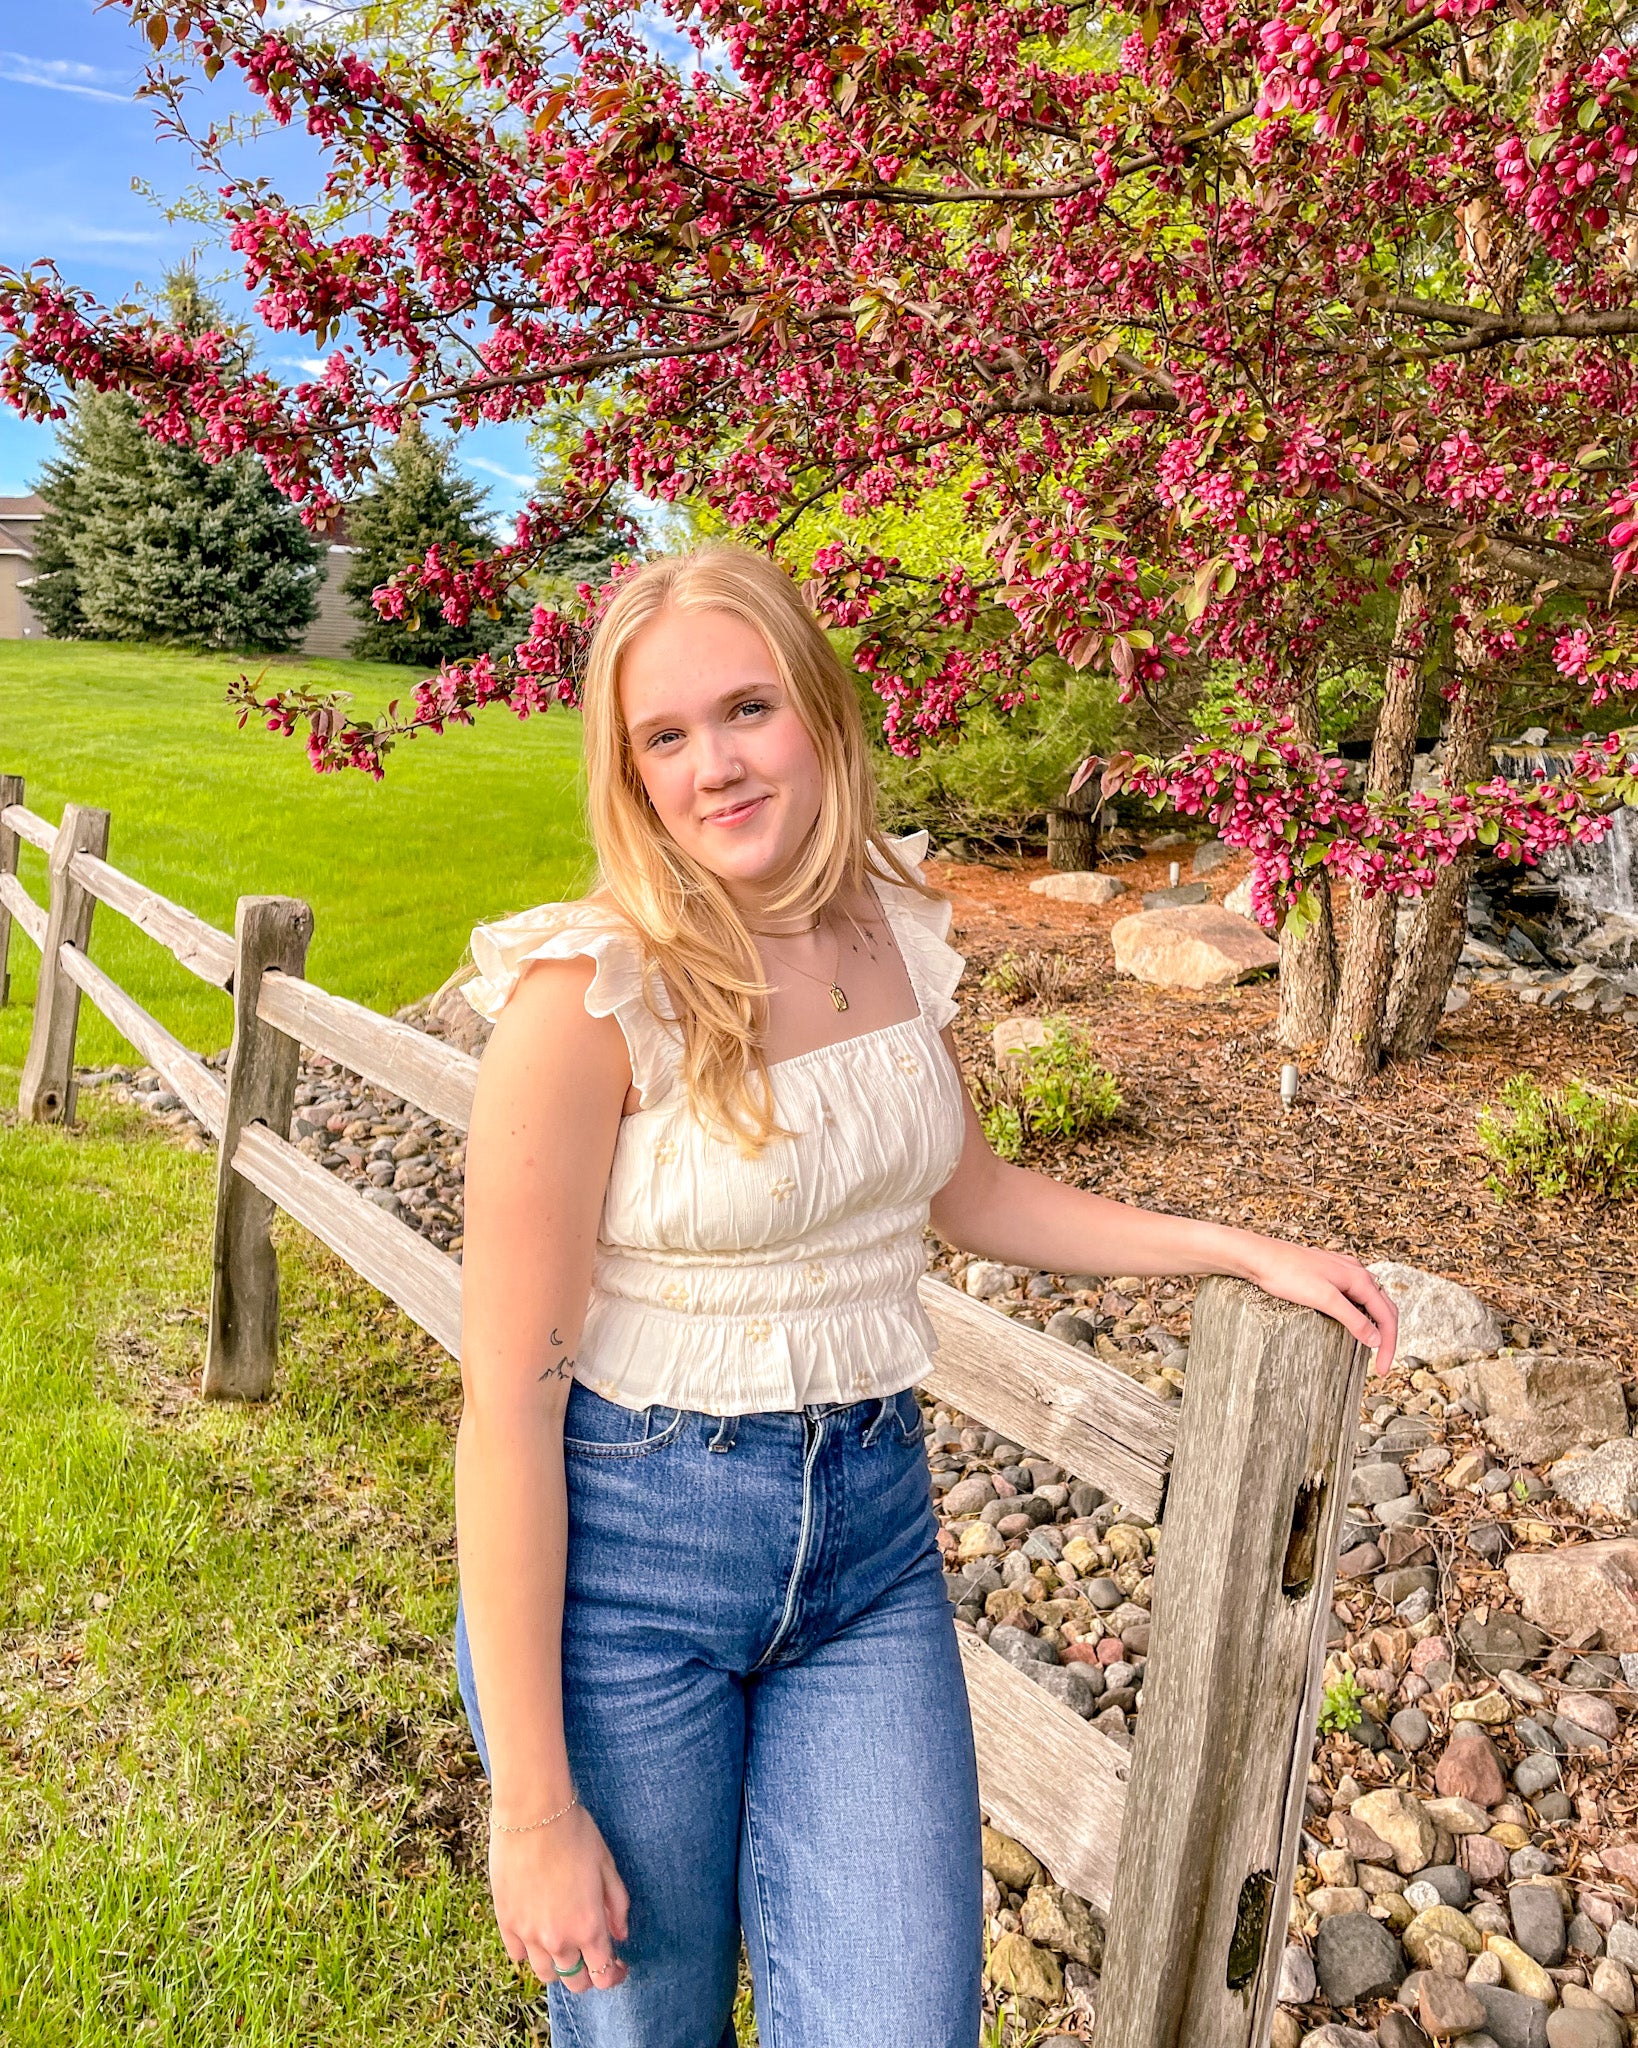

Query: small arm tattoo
[[539, 1356, 576, 1382]]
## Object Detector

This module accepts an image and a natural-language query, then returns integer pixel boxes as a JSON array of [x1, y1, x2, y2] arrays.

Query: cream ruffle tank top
[[462, 832, 969, 1415]]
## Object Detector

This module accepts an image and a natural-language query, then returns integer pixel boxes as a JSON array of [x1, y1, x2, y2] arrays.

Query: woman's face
[[619, 605, 825, 899]]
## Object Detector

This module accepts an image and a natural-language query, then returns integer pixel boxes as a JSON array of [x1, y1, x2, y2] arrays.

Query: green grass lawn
[[0, 642, 593, 1069], [0, 1082, 540, 2045]]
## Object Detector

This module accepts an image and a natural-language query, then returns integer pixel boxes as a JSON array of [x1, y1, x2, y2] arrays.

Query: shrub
[[982, 948, 1081, 1010], [1476, 1075, 1638, 1206], [971, 1022, 1123, 1159]]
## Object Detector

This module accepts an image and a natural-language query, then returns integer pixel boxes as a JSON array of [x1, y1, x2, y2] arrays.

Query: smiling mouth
[[702, 795, 769, 828]]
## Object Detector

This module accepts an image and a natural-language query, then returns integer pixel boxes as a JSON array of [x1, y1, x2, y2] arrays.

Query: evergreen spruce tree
[[342, 419, 521, 663], [29, 273, 323, 652]]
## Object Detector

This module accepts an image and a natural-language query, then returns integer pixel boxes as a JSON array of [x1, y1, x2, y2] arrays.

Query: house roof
[[0, 494, 45, 561]]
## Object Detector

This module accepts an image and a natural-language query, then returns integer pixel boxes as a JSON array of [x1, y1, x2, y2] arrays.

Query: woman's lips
[[702, 795, 769, 829]]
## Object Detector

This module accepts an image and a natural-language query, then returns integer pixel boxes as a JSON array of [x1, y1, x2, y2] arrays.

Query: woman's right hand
[[489, 1805, 631, 1994]]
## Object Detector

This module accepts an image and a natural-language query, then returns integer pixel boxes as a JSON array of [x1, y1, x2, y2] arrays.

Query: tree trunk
[[1323, 572, 1433, 1084], [1384, 651, 1500, 1062], [1048, 772, 1102, 871], [1276, 673, 1338, 1050]]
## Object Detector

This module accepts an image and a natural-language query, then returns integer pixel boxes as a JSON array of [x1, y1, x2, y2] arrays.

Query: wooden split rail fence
[[0, 775, 1369, 2048]]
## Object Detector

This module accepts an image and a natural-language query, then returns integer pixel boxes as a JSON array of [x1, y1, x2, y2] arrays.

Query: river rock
[[1487, 1936, 1557, 2005], [944, 1475, 998, 1517], [1507, 1541, 1638, 1654], [1549, 1441, 1638, 1518], [1470, 1982, 1551, 2048], [1029, 870, 1129, 904], [1545, 2007, 1623, 2048], [1405, 1906, 1485, 1963], [1366, 1263, 1503, 1368], [1590, 1959, 1634, 2013], [1021, 1883, 1103, 1967], [1419, 1972, 1490, 2037], [986, 1930, 1064, 2003], [981, 1825, 1043, 1892], [1468, 1354, 1628, 1464], [1380, 2014, 1435, 2048], [1278, 1943, 1317, 2003], [1109, 904, 1281, 990], [1508, 1885, 1567, 1967], [1355, 1788, 1438, 1874], [1314, 1910, 1407, 2003], [1457, 1610, 1551, 1675], [1300, 2029, 1379, 2048], [1436, 1731, 1508, 1808]]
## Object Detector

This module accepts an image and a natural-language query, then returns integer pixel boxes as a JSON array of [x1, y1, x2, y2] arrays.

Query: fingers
[[549, 1943, 627, 1995], [603, 1857, 632, 1945]]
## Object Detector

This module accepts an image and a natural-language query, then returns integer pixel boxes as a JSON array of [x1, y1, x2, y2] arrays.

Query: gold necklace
[[751, 910, 850, 1011]]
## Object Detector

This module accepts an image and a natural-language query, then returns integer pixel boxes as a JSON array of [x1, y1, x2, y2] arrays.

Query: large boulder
[[1109, 904, 1280, 990], [1467, 1353, 1628, 1464], [1506, 1540, 1638, 1654], [1029, 870, 1129, 904], [1367, 1262, 1503, 1368]]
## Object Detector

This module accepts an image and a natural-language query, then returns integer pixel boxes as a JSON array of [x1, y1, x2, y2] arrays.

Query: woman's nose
[[694, 733, 745, 788]]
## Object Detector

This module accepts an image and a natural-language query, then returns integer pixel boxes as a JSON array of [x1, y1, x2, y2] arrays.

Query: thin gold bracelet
[[491, 1792, 580, 1835]]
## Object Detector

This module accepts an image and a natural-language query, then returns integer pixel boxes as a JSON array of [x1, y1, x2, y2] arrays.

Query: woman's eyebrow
[[628, 681, 780, 741]]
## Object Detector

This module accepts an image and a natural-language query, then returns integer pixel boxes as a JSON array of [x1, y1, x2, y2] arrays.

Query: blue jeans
[[455, 1380, 982, 2048]]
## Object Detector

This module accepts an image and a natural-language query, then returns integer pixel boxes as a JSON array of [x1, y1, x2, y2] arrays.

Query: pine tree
[[342, 419, 521, 663], [29, 273, 324, 652]]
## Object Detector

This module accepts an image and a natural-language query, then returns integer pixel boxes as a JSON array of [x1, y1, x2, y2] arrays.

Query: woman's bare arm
[[457, 954, 633, 1990], [928, 1029, 1397, 1366]]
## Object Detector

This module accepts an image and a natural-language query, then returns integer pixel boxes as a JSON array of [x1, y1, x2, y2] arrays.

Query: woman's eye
[[646, 728, 684, 749], [733, 698, 771, 719]]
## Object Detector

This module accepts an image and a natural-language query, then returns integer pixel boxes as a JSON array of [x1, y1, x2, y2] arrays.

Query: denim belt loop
[[707, 1413, 739, 1453], [862, 1394, 893, 1448]]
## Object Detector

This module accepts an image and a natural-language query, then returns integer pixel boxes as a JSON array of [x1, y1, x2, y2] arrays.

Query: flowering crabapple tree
[[4, 0, 1638, 1083]]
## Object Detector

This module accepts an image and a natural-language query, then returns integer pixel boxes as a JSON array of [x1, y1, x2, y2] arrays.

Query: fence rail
[[0, 771, 1368, 2048]]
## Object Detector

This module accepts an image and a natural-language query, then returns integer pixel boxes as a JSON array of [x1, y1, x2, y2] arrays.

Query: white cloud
[[0, 53, 131, 104], [276, 354, 332, 377], [466, 456, 536, 489], [0, 209, 167, 253]]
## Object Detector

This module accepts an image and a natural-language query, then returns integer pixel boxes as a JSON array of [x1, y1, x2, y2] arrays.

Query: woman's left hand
[[1234, 1237, 1399, 1373]]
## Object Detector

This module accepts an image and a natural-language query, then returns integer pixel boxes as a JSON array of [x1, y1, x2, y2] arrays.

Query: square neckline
[[761, 879, 925, 1074]]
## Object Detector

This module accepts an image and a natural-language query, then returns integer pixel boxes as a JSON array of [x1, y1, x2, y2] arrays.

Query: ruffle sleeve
[[463, 901, 682, 1109], [872, 830, 966, 1032]]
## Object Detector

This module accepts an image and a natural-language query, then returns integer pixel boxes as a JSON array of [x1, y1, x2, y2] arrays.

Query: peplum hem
[[574, 1289, 940, 1416]]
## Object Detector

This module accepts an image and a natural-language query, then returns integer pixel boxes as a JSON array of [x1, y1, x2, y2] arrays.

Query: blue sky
[[0, 0, 538, 518]]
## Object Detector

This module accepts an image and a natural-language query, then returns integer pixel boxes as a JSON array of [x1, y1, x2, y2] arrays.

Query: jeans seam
[[739, 1774, 781, 2048], [750, 1413, 824, 1671]]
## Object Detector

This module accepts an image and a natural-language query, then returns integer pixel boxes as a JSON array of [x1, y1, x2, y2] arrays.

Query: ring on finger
[[552, 1953, 588, 1979], [586, 1959, 619, 1978]]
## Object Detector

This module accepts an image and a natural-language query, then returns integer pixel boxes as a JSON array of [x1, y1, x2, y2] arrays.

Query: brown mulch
[[936, 848, 1638, 1365]]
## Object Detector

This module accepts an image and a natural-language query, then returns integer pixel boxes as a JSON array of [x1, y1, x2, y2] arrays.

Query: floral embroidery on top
[[769, 1174, 796, 1203], [803, 1262, 828, 1288], [895, 1052, 921, 1077], [653, 1136, 680, 1166], [746, 1319, 774, 1344], [661, 1279, 691, 1312]]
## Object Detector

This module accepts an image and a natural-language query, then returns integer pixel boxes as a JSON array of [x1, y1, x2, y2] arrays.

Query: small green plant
[[1318, 1671, 1365, 1737], [982, 1099, 1026, 1163], [1476, 1074, 1638, 1206], [971, 1022, 1123, 1159]]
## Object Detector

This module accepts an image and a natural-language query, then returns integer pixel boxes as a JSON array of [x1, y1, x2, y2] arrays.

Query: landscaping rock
[[1028, 871, 1129, 904], [1508, 1884, 1568, 1967], [986, 1930, 1064, 2004], [1468, 1354, 1628, 1464], [1142, 881, 1211, 909], [1435, 1731, 1508, 1809], [1470, 1983, 1551, 2048], [1590, 1960, 1635, 2013], [1109, 904, 1281, 990], [1381, 2014, 1434, 2048], [981, 1826, 1043, 1892], [1314, 1910, 1407, 2003], [1021, 1884, 1103, 1968], [993, 1019, 1053, 1065], [1546, 2006, 1623, 2048], [1366, 1263, 1503, 1368], [1457, 1610, 1551, 1675], [1278, 1944, 1317, 2003], [1549, 1441, 1638, 1518], [1487, 1936, 1557, 2005], [1507, 1541, 1638, 1654], [1419, 1973, 1489, 2037], [1355, 1788, 1438, 1874], [1192, 839, 1235, 876]]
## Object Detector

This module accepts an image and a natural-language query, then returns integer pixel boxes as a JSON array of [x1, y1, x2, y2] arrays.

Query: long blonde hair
[[581, 544, 930, 1151]]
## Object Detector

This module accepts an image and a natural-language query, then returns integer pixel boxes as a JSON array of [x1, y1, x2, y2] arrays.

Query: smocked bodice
[[463, 833, 968, 1413]]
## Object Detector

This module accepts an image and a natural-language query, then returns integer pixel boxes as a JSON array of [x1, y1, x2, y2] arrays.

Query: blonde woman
[[453, 545, 1396, 2047]]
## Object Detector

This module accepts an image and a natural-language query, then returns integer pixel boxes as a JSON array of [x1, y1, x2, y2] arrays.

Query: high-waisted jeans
[[454, 1380, 982, 2048]]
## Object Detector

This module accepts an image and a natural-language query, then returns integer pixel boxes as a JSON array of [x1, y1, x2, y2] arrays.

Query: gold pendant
[[829, 984, 849, 1012]]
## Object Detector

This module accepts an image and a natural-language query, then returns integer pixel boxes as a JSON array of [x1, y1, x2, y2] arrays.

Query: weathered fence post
[[19, 802, 112, 1123], [203, 895, 313, 1401], [1096, 1277, 1369, 2048], [0, 773, 23, 1006]]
